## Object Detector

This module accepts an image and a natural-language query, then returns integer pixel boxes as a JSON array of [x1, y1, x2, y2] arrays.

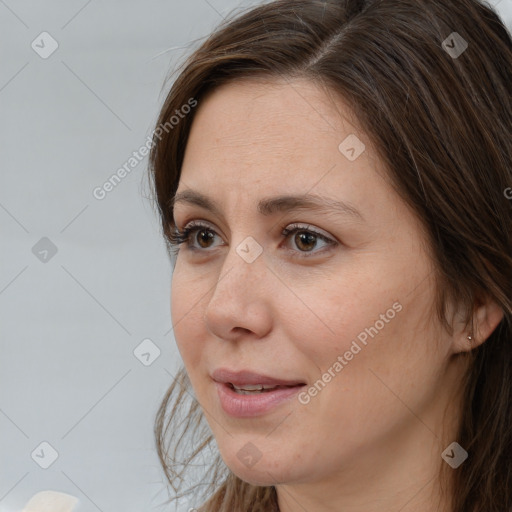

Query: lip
[[211, 368, 306, 387], [214, 381, 306, 418], [211, 368, 306, 418]]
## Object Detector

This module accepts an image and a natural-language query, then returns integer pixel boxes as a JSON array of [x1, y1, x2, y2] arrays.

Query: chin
[[230, 465, 284, 487], [221, 451, 296, 487]]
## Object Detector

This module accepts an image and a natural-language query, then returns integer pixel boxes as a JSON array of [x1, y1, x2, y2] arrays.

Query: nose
[[203, 238, 273, 341]]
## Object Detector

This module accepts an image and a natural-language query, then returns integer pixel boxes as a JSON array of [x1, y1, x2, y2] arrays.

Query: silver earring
[[467, 334, 473, 341]]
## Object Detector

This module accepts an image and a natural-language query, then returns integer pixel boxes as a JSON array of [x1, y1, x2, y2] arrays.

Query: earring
[[467, 334, 473, 342]]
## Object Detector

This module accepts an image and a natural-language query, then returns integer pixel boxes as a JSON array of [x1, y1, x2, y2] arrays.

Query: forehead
[[180, 78, 375, 189]]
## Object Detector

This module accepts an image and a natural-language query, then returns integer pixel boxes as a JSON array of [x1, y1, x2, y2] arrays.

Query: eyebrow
[[171, 190, 364, 222]]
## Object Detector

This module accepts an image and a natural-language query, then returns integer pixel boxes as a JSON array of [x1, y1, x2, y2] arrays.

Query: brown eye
[[169, 222, 222, 251], [196, 229, 215, 248], [282, 224, 336, 257], [294, 231, 317, 252]]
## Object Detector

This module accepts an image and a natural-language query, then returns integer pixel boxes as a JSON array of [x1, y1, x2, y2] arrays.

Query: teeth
[[231, 384, 278, 392]]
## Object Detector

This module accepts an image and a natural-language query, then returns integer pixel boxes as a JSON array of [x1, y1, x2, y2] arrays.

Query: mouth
[[211, 367, 306, 388], [212, 370, 307, 418], [226, 382, 304, 395]]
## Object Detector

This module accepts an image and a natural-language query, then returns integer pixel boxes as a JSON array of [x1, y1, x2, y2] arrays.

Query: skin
[[170, 78, 503, 512]]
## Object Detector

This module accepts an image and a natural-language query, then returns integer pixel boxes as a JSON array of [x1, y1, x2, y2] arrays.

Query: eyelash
[[168, 221, 337, 258]]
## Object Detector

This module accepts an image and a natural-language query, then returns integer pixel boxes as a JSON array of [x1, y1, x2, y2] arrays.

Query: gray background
[[1, 1, 511, 512]]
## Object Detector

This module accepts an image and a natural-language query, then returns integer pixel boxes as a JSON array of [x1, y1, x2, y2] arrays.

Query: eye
[[281, 223, 337, 256], [168, 221, 338, 258], [169, 221, 223, 251]]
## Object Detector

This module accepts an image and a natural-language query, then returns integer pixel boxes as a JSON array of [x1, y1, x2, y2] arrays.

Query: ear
[[453, 293, 504, 354]]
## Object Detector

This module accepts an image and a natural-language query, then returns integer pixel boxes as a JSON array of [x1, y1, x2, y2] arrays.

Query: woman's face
[[171, 78, 464, 490]]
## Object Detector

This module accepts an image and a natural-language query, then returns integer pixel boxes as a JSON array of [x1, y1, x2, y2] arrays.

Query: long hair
[[148, 1, 512, 510]]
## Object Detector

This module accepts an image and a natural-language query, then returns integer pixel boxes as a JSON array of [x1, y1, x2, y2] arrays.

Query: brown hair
[[148, 1, 512, 510]]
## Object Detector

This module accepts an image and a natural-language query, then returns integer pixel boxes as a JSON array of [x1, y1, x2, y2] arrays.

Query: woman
[[148, 0, 512, 511]]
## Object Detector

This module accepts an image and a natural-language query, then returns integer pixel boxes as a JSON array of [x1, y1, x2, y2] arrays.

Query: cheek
[[311, 292, 438, 420], [307, 252, 432, 370], [291, 284, 425, 425], [290, 281, 402, 371], [170, 270, 205, 366]]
